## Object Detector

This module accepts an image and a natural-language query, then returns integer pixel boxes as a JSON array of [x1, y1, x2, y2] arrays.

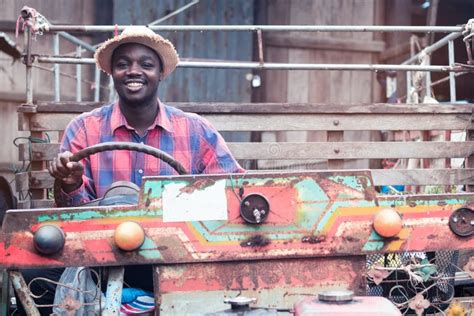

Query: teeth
[[127, 82, 143, 88]]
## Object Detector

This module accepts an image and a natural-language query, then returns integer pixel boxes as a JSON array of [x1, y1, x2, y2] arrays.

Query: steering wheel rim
[[54, 141, 188, 206]]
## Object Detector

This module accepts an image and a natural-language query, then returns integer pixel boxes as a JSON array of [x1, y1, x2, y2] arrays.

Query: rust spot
[[301, 235, 326, 244], [438, 201, 447, 206], [144, 188, 152, 207], [240, 235, 270, 247], [157, 246, 168, 251], [344, 236, 359, 242], [409, 202, 417, 207], [179, 179, 216, 194], [264, 179, 274, 186], [427, 234, 437, 239]]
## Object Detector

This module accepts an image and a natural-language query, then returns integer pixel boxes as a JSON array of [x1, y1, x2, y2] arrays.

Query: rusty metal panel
[[157, 257, 366, 314], [113, 0, 254, 103], [1, 170, 474, 269]]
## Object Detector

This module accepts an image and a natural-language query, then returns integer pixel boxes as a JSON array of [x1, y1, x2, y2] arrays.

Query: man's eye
[[116, 62, 128, 68], [142, 63, 154, 69]]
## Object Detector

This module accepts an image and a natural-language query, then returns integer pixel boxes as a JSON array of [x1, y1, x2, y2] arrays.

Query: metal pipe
[[406, 71, 412, 103], [108, 76, 114, 102], [24, 27, 33, 104], [94, 67, 100, 101], [36, 56, 466, 72], [423, 54, 432, 99], [9, 271, 40, 316], [47, 24, 464, 33], [58, 31, 96, 52], [148, 0, 200, 26], [53, 34, 60, 101], [402, 32, 462, 65], [76, 45, 82, 102], [448, 40, 457, 102]]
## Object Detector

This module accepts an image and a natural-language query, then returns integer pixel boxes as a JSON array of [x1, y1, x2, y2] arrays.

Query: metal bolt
[[334, 149, 340, 154], [333, 120, 339, 126], [253, 208, 261, 223], [244, 201, 250, 206], [453, 216, 458, 223]]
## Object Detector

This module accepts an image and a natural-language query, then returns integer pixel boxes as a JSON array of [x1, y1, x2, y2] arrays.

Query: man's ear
[[159, 73, 164, 81]]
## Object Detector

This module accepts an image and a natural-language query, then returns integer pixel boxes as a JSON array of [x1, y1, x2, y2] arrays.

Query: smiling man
[[49, 26, 243, 206], [19, 26, 243, 316]]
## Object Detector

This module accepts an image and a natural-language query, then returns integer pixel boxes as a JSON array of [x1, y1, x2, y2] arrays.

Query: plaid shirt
[[59, 101, 243, 206]]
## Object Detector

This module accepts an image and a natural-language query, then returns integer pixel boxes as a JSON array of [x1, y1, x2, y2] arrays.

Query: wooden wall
[[256, 0, 385, 169]]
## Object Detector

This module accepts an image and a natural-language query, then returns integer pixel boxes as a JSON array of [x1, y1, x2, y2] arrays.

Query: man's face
[[111, 43, 162, 106]]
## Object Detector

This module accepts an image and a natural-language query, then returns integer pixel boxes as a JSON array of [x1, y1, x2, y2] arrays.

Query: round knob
[[373, 208, 403, 238], [33, 224, 65, 255], [318, 290, 354, 303], [114, 221, 145, 251]]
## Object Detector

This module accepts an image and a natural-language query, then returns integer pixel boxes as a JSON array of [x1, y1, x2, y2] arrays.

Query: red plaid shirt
[[59, 101, 243, 206]]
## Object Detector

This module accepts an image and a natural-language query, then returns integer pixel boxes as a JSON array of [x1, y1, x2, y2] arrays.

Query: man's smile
[[124, 79, 146, 92]]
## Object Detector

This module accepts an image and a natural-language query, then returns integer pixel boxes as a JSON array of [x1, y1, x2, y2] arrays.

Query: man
[[50, 25, 243, 207], [21, 26, 243, 315]]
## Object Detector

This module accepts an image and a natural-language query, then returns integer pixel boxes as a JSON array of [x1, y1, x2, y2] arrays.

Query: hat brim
[[94, 34, 179, 78]]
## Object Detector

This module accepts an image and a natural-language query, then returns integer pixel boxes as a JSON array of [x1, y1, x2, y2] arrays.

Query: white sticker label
[[162, 179, 228, 222]]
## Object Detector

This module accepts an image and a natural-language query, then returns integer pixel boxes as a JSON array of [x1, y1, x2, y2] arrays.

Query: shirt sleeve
[[56, 117, 97, 207], [195, 116, 245, 174]]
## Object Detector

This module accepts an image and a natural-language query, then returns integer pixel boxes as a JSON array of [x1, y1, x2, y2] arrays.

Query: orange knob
[[373, 208, 403, 238], [114, 221, 145, 251]]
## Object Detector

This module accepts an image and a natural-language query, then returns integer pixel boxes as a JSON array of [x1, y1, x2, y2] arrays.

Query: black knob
[[33, 224, 65, 255]]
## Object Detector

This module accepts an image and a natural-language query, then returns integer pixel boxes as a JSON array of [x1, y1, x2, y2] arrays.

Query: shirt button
[[138, 169, 144, 174]]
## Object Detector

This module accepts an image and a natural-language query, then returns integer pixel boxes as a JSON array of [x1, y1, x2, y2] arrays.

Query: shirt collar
[[111, 99, 173, 134]]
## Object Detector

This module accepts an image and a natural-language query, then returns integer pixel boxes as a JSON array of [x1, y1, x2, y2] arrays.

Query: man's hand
[[48, 151, 84, 192]]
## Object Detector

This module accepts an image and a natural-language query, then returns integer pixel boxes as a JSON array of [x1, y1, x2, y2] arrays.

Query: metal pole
[[24, 27, 33, 104], [46, 24, 465, 33], [53, 33, 60, 102], [148, 0, 200, 26], [402, 32, 462, 65], [108, 76, 115, 102], [76, 45, 82, 102], [406, 71, 412, 103], [425, 55, 432, 99], [94, 67, 101, 102], [35, 57, 466, 72], [448, 40, 457, 102], [9, 271, 40, 316]]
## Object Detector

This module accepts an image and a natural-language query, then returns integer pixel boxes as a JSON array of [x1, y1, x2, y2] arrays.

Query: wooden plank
[[15, 172, 29, 192], [266, 34, 385, 53], [327, 131, 344, 169], [30, 131, 46, 200], [20, 113, 75, 132], [35, 102, 473, 114], [372, 168, 474, 186], [16, 200, 31, 209], [22, 112, 474, 132], [29, 170, 54, 190], [467, 129, 474, 192], [227, 141, 474, 160], [19, 143, 60, 161], [209, 114, 472, 132], [30, 199, 55, 209], [25, 140, 474, 163]]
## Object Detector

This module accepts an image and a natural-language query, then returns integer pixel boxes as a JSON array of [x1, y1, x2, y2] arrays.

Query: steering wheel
[[53, 141, 188, 206]]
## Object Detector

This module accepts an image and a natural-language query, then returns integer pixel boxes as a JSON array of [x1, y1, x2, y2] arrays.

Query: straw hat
[[94, 25, 179, 78]]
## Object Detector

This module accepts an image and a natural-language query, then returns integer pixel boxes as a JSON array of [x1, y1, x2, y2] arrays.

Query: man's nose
[[127, 62, 142, 75]]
